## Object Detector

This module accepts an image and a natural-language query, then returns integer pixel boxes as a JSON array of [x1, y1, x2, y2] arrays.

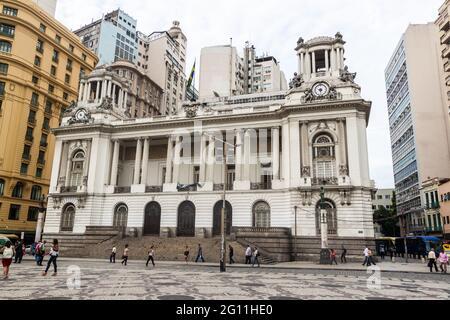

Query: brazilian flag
[[187, 60, 196, 89]]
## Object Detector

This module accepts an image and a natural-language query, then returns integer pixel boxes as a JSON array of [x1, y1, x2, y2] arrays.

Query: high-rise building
[[385, 23, 450, 236], [32, 0, 57, 17], [0, 0, 98, 241], [145, 21, 188, 116], [74, 9, 138, 66], [199, 42, 287, 99]]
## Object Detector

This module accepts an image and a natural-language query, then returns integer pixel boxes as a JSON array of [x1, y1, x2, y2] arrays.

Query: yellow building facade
[[0, 0, 98, 241]]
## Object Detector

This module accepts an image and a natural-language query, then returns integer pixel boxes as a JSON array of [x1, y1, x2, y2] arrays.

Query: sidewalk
[[23, 256, 441, 274]]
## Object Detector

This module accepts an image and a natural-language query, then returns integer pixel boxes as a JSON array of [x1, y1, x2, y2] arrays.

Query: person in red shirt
[[330, 249, 338, 265]]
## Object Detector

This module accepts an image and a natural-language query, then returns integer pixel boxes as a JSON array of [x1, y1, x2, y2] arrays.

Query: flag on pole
[[187, 60, 196, 89]]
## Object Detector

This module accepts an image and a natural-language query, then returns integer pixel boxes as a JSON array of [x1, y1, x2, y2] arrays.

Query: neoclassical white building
[[43, 33, 375, 245]]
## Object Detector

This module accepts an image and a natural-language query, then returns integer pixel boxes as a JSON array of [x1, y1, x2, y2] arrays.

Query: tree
[[374, 191, 400, 237]]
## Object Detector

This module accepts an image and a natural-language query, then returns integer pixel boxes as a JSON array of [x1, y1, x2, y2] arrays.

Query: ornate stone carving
[[67, 108, 92, 125], [63, 100, 77, 115], [302, 191, 312, 206], [340, 66, 357, 83], [52, 197, 61, 209], [303, 88, 314, 103], [302, 86, 340, 103], [185, 105, 198, 118], [339, 165, 349, 176], [97, 97, 113, 111], [301, 166, 311, 178], [297, 37, 304, 45], [289, 72, 304, 89], [335, 32, 343, 40], [77, 196, 86, 209]]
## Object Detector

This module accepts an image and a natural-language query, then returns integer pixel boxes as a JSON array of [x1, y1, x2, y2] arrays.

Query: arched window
[[313, 133, 337, 182], [315, 199, 338, 236], [70, 150, 85, 187], [0, 179, 4, 196], [113, 203, 128, 228], [31, 185, 42, 200], [61, 204, 76, 232], [12, 182, 23, 198], [0, 40, 12, 53], [253, 201, 271, 228]]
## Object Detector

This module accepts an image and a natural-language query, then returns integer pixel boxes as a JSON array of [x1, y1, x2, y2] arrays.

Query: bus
[[390, 236, 442, 259]]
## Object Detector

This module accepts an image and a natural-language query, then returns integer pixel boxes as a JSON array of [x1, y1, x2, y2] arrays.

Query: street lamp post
[[220, 142, 228, 273], [35, 194, 47, 243], [294, 206, 298, 261], [319, 186, 331, 264]]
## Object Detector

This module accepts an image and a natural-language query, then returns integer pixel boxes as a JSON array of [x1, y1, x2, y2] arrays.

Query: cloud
[[56, 0, 442, 188]]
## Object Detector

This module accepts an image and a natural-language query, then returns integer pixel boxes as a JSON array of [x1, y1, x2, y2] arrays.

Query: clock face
[[75, 109, 87, 120], [312, 82, 330, 97]]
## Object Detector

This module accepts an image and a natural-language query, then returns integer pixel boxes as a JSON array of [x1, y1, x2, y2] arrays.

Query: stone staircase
[[43, 226, 120, 256], [83, 235, 252, 264]]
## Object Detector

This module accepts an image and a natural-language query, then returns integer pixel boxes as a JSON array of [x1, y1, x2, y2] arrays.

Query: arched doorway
[[315, 199, 337, 235], [61, 203, 76, 232], [177, 201, 196, 237], [253, 201, 271, 228], [144, 201, 161, 236], [213, 200, 232, 236], [113, 203, 128, 228]]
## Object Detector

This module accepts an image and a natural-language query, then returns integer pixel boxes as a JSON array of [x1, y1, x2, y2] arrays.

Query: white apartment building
[[32, 0, 57, 17], [199, 43, 287, 99], [145, 21, 187, 116]]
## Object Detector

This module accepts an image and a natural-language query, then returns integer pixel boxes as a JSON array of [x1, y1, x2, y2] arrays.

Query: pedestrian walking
[[428, 248, 439, 273], [330, 249, 338, 265], [110, 246, 117, 263], [252, 247, 260, 268], [229, 245, 235, 264], [42, 239, 59, 277], [362, 247, 369, 266], [379, 244, 386, 260], [1, 241, 14, 280], [245, 245, 252, 265], [146, 246, 155, 267], [195, 244, 205, 263], [184, 246, 190, 264], [341, 246, 347, 264], [36, 240, 46, 266], [368, 248, 376, 266], [14, 240, 23, 264], [389, 245, 395, 262], [121, 245, 129, 266], [439, 250, 448, 274]]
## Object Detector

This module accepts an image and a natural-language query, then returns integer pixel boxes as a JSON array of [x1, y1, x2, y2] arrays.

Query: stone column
[[338, 119, 347, 169], [235, 129, 243, 181], [123, 91, 128, 109], [107, 80, 112, 98], [141, 138, 150, 185], [112, 84, 116, 104], [330, 48, 336, 72], [78, 82, 84, 101], [65, 155, 72, 187], [83, 81, 89, 102], [87, 82, 92, 101], [199, 133, 207, 182], [281, 121, 290, 184], [243, 130, 251, 181], [300, 122, 310, 170], [289, 120, 301, 187], [133, 138, 143, 185], [311, 51, 316, 76], [172, 136, 181, 184], [206, 135, 215, 182], [299, 53, 304, 74], [340, 48, 345, 68], [110, 140, 120, 186], [118, 90, 123, 108], [272, 127, 280, 180], [95, 81, 100, 102], [325, 49, 329, 71], [101, 79, 107, 99], [165, 137, 174, 184]]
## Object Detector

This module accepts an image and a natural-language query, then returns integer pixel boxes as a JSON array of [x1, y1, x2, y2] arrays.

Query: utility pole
[[403, 214, 409, 263], [220, 142, 227, 272], [294, 206, 298, 261], [35, 195, 47, 243]]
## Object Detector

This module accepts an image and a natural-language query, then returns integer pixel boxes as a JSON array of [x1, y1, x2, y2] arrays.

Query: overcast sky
[[56, 0, 442, 188]]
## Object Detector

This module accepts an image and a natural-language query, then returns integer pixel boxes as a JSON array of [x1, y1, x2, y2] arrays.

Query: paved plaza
[[0, 258, 449, 300]]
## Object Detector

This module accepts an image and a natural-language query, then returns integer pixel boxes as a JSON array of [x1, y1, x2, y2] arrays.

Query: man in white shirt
[[245, 246, 252, 265], [110, 246, 117, 263], [362, 247, 369, 266]]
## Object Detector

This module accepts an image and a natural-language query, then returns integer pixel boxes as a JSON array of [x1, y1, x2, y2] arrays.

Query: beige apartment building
[[439, 179, 450, 239], [0, 0, 97, 241]]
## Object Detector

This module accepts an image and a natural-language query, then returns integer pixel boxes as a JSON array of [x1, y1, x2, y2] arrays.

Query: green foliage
[[374, 191, 399, 237]]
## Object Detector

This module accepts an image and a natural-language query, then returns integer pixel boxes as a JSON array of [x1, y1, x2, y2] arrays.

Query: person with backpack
[[146, 246, 155, 268], [42, 239, 59, 277], [1, 241, 15, 280], [252, 247, 260, 268], [35, 240, 46, 266]]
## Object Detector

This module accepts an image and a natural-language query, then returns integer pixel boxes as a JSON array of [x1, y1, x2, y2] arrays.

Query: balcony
[[312, 177, 339, 186], [22, 154, 31, 161], [66, 65, 72, 72], [145, 186, 162, 193], [443, 45, 450, 59], [250, 182, 272, 190], [27, 118, 36, 126], [37, 159, 46, 166], [425, 226, 443, 233], [442, 31, 450, 46], [0, 30, 14, 38], [213, 184, 233, 191], [114, 186, 131, 194], [25, 135, 34, 143], [61, 186, 77, 193], [36, 46, 44, 54], [52, 56, 59, 63], [40, 142, 48, 148]]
